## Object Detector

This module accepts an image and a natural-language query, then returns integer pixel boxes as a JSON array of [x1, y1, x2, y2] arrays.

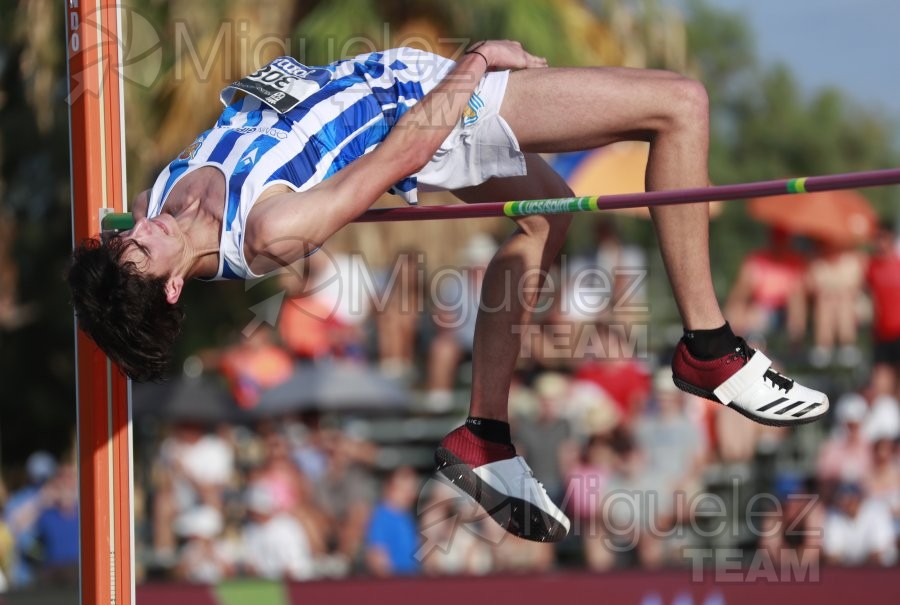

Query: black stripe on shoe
[[792, 402, 822, 418], [775, 400, 806, 415], [758, 397, 788, 413]]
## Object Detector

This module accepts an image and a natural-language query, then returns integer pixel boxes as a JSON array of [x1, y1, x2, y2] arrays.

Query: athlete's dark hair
[[67, 237, 184, 382]]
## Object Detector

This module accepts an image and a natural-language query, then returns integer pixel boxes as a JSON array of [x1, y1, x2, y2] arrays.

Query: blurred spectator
[[567, 433, 616, 571], [594, 219, 648, 314], [287, 412, 330, 484], [218, 327, 293, 409], [861, 377, 900, 444], [153, 423, 235, 561], [573, 325, 651, 422], [278, 250, 370, 361], [240, 485, 314, 580], [630, 373, 705, 568], [634, 374, 707, 498], [724, 227, 808, 342], [325, 252, 372, 359], [418, 482, 492, 576], [570, 377, 705, 571], [757, 474, 824, 569], [4, 450, 56, 587], [817, 395, 872, 493], [312, 432, 377, 565], [806, 242, 866, 368], [863, 438, 900, 520], [255, 433, 308, 515], [823, 482, 896, 566], [34, 464, 79, 584], [533, 223, 649, 368], [567, 434, 616, 523], [426, 234, 496, 409], [513, 373, 578, 501], [865, 222, 900, 389], [565, 218, 648, 326], [173, 506, 235, 584], [714, 400, 760, 463], [278, 256, 338, 360], [251, 433, 328, 555], [558, 378, 622, 439], [376, 251, 423, 378], [584, 428, 648, 569], [364, 466, 421, 576]]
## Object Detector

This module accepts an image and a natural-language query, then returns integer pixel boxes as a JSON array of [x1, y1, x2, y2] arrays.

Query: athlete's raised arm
[[243, 40, 547, 275]]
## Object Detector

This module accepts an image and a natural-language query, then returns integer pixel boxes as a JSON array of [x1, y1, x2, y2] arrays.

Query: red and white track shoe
[[435, 426, 570, 542], [672, 337, 829, 427]]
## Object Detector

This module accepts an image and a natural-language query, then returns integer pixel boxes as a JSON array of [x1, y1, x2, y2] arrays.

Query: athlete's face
[[118, 215, 186, 279]]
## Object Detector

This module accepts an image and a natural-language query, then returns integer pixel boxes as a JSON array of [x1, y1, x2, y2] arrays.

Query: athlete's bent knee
[[667, 77, 709, 129]]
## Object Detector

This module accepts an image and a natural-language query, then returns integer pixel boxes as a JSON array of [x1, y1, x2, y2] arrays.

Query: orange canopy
[[748, 190, 877, 247], [566, 141, 722, 218]]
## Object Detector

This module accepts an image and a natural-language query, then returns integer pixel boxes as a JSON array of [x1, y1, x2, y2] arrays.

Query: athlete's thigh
[[452, 153, 573, 205], [500, 66, 692, 153]]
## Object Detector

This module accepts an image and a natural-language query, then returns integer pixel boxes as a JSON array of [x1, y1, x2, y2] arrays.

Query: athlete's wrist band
[[465, 50, 489, 69]]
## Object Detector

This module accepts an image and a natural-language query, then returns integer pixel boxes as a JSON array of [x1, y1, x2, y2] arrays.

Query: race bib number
[[225, 57, 332, 113]]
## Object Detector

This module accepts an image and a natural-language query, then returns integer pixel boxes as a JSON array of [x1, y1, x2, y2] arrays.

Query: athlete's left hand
[[468, 40, 548, 70]]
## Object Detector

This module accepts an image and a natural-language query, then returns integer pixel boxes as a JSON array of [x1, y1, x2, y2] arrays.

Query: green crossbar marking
[[100, 212, 135, 231], [504, 197, 599, 217], [786, 177, 808, 194]]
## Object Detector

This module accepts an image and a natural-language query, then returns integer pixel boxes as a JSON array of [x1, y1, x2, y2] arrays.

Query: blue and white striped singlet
[[145, 48, 455, 280]]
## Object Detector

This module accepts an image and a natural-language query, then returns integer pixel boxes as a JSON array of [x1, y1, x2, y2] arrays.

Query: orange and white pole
[[65, 0, 135, 603]]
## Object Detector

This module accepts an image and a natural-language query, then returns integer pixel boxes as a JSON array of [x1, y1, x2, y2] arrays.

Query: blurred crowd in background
[[4, 215, 899, 589], [147, 215, 900, 581], [0, 453, 78, 590]]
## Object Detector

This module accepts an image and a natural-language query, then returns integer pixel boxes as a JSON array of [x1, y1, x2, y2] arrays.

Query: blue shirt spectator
[[4, 451, 57, 587], [365, 503, 420, 574], [34, 464, 80, 579], [364, 467, 420, 576], [36, 506, 79, 566]]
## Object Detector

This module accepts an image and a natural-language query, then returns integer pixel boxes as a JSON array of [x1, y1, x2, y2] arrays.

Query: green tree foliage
[[0, 1, 79, 462], [293, 0, 583, 66], [684, 0, 898, 294]]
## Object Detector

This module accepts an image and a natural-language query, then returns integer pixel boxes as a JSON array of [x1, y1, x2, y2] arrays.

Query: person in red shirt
[[725, 227, 808, 342], [218, 326, 293, 409], [573, 325, 651, 421], [865, 223, 900, 394]]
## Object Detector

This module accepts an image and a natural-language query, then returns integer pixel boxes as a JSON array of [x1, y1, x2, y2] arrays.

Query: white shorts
[[415, 69, 527, 193]]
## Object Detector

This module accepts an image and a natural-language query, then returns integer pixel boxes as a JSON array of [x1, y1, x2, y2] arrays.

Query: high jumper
[[68, 40, 829, 541]]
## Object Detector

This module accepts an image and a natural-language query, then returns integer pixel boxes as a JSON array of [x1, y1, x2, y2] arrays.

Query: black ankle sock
[[683, 322, 740, 360], [465, 417, 512, 445]]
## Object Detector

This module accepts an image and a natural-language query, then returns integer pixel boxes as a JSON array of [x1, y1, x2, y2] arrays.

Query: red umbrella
[[748, 189, 877, 246]]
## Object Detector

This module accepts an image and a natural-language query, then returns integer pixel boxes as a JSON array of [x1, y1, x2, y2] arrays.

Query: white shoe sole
[[434, 447, 569, 542]]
